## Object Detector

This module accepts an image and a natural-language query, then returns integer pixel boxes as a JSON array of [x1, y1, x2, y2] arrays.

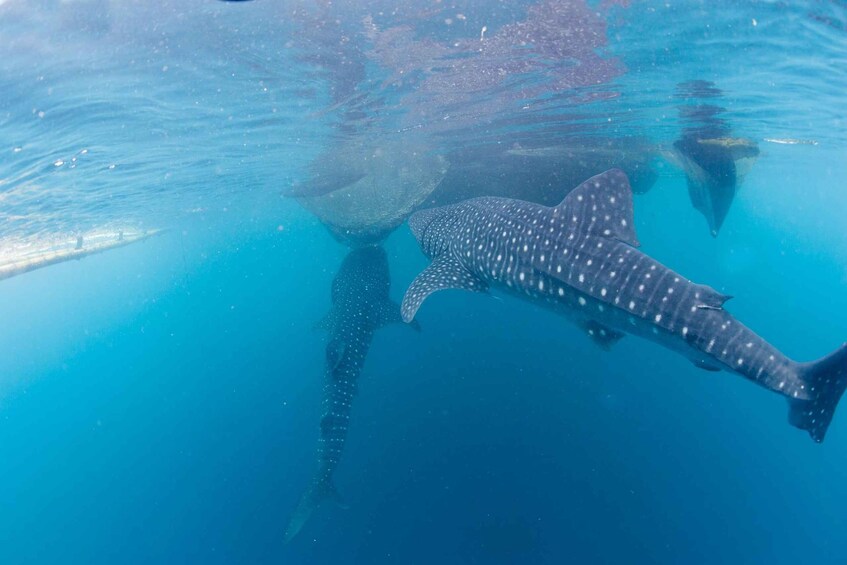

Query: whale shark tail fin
[[789, 343, 847, 443], [283, 480, 347, 543]]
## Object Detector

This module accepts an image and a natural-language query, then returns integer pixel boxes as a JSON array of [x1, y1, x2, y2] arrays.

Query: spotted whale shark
[[402, 169, 847, 442], [284, 245, 415, 542]]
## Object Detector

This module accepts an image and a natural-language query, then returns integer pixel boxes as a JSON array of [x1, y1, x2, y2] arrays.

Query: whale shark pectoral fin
[[581, 320, 625, 350], [326, 482, 349, 510], [401, 254, 488, 322], [314, 311, 335, 332], [693, 360, 722, 372], [556, 169, 640, 247], [374, 299, 405, 328]]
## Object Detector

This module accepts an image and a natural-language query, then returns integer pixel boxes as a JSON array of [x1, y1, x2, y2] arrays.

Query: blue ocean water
[[1, 1, 846, 563]]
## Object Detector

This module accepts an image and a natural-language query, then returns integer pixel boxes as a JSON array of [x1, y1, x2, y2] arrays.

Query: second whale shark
[[284, 245, 415, 542], [401, 169, 847, 442]]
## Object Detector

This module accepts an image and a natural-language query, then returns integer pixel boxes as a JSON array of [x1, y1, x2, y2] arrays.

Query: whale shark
[[293, 139, 450, 245], [284, 245, 415, 542], [671, 135, 760, 236], [670, 81, 760, 237], [401, 169, 847, 442]]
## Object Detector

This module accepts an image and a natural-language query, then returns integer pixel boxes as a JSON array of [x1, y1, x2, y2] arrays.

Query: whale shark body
[[284, 245, 412, 542], [402, 169, 847, 442]]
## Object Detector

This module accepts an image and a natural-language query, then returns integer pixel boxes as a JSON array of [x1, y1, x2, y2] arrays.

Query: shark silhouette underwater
[[671, 134, 760, 237], [402, 169, 847, 443], [670, 80, 761, 237], [284, 245, 417, 542]]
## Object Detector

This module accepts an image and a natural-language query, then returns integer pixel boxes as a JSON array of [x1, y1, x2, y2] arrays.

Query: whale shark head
[[407, 207, 438, 240], [408, 205, 455, 258]]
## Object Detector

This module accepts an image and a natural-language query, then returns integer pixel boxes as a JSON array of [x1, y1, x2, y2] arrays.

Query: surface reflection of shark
[[292, 138, 450, 246], [290, 135, 659, 247], [671, 81, 760, 236], [426, 138, 659, 208], [672, 135, 759, 237], [284, 245, 416, 542]]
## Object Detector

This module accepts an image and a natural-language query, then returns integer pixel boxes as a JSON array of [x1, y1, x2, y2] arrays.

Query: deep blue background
[[1, 165, 846, 564]]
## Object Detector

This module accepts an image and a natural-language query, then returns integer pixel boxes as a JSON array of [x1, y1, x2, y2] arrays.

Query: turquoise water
[[1, 1, 846, 563]]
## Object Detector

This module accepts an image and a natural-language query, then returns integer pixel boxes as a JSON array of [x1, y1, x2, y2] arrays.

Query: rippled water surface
[[2, 0, 844, 239]]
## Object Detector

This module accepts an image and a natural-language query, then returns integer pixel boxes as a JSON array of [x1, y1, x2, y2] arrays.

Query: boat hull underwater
[[0, 229, 163, 282]]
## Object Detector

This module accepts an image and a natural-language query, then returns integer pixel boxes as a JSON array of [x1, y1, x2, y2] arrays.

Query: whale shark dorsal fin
[[402, 254, 488, 322], [556, 169, 640, 247]]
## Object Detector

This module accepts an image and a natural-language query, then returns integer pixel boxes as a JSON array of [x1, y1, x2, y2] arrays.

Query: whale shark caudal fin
[[788, 343, 847, 443], [401, 254, 488, 322], [556, 168, 640, 248], [283, 480, 347, 543]]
